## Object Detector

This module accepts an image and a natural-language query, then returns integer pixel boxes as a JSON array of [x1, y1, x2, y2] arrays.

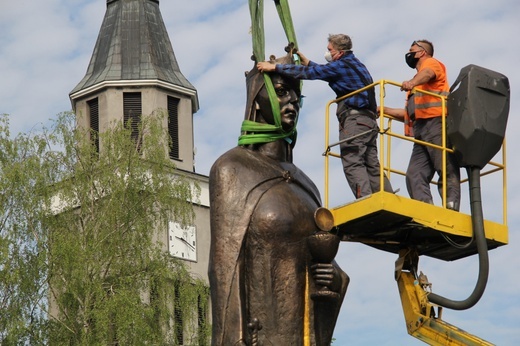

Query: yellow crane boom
[[395, 249, 493, 345]]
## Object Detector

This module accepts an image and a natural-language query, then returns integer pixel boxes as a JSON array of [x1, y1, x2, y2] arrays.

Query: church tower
[[70, 0, 199, 173], [68, 2, 211, 340]]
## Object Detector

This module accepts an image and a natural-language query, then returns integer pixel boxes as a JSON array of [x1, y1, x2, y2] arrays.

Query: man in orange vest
[[383, 40, 460, 210]]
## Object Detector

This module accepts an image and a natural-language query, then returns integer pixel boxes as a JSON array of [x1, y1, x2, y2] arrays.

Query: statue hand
[[311, 263, 341, 291]]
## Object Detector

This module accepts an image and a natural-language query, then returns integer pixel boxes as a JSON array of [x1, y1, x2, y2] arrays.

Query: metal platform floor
[[330, 191, 508, 261]]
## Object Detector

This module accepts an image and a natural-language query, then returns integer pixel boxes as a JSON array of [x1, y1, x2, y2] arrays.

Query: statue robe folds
[[209, 146, 348, 346]]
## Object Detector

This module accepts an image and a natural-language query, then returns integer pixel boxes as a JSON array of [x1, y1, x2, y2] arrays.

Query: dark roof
[[70, 0, 196, 100]]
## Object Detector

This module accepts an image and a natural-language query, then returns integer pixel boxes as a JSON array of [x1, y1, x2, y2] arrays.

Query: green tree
[[0, 112, 210, 345]]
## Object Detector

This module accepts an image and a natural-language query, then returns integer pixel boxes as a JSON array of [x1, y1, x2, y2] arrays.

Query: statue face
[[256, 74, 300, 132]]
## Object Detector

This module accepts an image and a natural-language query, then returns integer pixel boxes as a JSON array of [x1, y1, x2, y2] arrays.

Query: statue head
[[240, 52, 301, 146]]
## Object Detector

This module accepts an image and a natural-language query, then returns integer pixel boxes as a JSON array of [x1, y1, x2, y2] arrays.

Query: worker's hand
[[296, 51, 309, 66], [257, 61, 276, 73], [401, 80, 415, 91], [310, 263, 341, 291]]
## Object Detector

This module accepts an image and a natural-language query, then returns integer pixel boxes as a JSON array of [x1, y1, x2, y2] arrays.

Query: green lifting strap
[[274, 0, 298, 47], [239, 0, 300, 146]]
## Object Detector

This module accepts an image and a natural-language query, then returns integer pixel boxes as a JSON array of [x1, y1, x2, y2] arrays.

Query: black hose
[[428, 167, 489, 310]]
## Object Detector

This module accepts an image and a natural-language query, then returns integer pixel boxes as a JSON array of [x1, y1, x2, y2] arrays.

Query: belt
[[337, 107, 377, 123]]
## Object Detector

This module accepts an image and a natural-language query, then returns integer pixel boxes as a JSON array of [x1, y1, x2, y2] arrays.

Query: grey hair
[[328, 34, 353, 52]]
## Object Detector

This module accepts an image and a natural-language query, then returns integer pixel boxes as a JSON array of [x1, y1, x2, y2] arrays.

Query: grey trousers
[[406, 117, 461, 209], [339, 109, 393, 198]]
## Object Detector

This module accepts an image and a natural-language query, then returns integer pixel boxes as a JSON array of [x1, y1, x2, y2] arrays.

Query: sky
[[1, 0, 519, 344]]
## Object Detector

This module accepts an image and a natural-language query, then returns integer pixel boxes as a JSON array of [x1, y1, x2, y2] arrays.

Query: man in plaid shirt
[[258, 34, 393, 199]]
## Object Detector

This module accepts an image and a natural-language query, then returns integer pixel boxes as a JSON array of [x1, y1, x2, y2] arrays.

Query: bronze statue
[[209, 53, 349, 346]]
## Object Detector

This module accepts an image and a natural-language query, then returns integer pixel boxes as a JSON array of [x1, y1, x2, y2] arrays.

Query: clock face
[[168, 222, 197, 261]]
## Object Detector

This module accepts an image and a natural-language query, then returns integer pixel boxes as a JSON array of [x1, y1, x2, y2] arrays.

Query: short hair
[[328, 34, 352, 52], [416, 39, 434, 56]]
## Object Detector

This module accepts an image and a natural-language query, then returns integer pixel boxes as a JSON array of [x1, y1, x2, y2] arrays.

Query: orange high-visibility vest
[[414, 57, 449, 120]]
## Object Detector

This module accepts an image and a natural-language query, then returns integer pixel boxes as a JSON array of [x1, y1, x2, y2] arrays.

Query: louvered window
[[174, 281, 184, 345], [87, 98, 99, 154], [150, 279, 160, 326], [197, 293, 208, 345], [123, 92, 142, 144], [167, 96, 180, 159]]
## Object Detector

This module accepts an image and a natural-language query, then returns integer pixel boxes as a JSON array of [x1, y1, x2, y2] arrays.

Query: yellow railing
[[323, 80, 507, 225]]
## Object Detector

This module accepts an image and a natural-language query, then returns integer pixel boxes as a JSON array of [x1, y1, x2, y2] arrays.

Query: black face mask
[[405, 52, 420, 69]]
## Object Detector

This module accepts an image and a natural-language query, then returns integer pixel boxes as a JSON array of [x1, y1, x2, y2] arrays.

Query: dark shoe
[[446, 201, 459, 211]]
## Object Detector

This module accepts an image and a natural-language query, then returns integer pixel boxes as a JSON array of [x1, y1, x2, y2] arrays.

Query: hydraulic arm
[[395, 249, 493, 346]]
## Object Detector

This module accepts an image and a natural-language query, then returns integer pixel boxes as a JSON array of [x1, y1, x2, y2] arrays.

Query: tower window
[[197, 293, 208, 345], [167, 96, 180, 160], [87, 98, 99, 154], [123, 92, 142, 144], [174, 281, 184, 345]]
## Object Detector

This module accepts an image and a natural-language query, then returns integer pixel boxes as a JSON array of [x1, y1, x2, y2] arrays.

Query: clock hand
[[175, 236, 195, 251]]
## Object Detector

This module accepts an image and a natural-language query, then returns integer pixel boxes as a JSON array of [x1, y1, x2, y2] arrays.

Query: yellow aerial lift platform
[[321, 67, 509, 345], [323, 75, 509, 262], [330, 190, 507, 261]]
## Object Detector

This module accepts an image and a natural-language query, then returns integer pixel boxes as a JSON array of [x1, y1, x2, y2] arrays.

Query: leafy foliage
[[0, 113, 209, 345]]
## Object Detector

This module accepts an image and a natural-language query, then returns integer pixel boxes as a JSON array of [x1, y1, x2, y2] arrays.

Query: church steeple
[[70, 0, 198, 171], [71, 0, 198, 111]]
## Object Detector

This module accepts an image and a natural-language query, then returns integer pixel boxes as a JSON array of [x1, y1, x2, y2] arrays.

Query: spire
[[70, 0, 198, 111]]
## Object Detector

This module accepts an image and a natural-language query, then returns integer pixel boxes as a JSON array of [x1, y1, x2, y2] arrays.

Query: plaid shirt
[[275, 51, 373, 109]]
